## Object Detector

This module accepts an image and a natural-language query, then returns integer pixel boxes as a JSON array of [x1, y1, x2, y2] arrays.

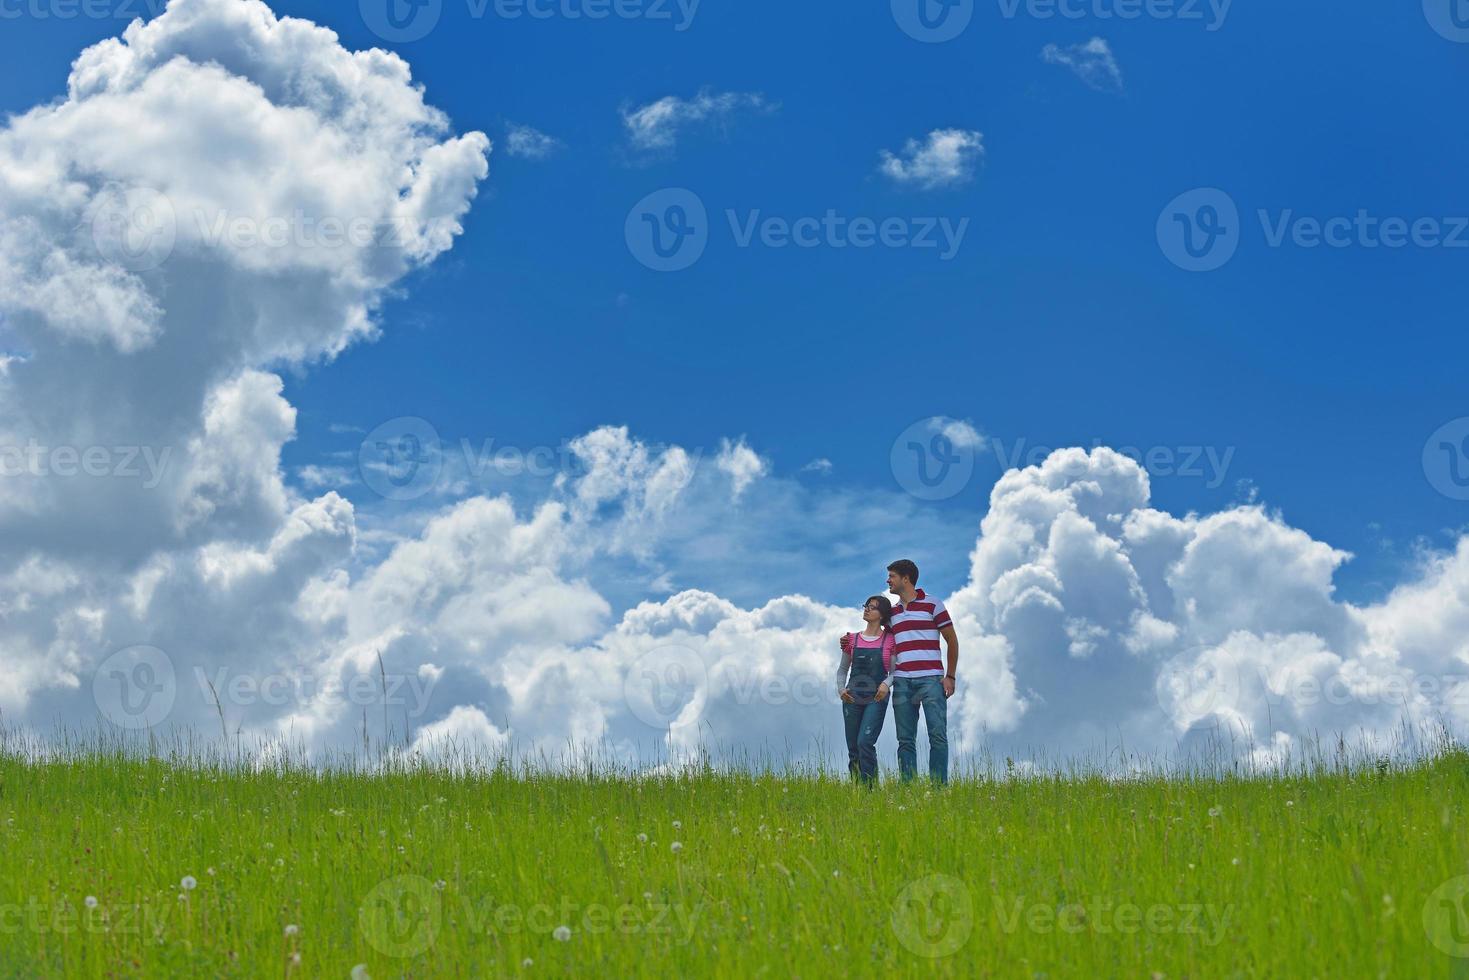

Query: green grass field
[[3, 743, 1468, 978]]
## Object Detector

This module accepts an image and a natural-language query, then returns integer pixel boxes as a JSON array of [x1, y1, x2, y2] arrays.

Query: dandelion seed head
[[553, 925, 571, 942]]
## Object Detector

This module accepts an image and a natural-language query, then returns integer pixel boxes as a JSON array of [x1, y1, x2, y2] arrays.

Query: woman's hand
[[839, 688, 854, 704]]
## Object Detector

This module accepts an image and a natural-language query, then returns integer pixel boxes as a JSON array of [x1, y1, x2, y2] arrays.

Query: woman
[[836, 596, 895, 784]]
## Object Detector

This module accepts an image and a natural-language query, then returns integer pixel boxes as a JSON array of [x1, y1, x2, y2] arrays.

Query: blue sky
[[4, 1, 1466, 599]]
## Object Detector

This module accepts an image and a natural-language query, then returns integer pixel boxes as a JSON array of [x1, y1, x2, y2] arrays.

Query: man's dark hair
[[887, 559, 919, 586]]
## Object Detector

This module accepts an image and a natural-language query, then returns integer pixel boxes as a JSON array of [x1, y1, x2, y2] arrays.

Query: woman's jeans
[[892, 676, 948, 785], [842, 698, 888, 783]]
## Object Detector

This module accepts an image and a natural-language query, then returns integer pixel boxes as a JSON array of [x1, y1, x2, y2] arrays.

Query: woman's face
[[862, 600, 882, 624]]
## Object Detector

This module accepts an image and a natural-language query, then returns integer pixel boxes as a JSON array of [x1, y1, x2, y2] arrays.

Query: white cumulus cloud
[[621, 89, 772, 155], [1042, 38, 1124, 93], [879, 129, 985, 190]]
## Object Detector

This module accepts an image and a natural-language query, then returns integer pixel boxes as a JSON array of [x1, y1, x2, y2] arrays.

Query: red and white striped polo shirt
[[890, 589, 952, 679]]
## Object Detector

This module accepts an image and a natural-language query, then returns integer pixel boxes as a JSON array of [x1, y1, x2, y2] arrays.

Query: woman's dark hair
[[865, 595, 893, 629]]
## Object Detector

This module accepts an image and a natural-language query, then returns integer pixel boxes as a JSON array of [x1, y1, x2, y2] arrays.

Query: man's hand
[[839, 688, 854, 704], [942, 676, 956, 699], [839, 632, 853, 654], [876, 682, 889, 702]]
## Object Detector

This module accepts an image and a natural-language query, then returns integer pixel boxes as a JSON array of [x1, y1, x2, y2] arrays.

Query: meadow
[[2, 736, 1467, 978]]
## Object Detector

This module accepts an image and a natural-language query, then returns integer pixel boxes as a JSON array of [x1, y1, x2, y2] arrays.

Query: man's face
[[887, 569, 901, 595]]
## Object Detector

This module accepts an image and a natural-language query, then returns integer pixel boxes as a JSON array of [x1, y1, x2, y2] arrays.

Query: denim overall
[[842, 633, 889, 783]]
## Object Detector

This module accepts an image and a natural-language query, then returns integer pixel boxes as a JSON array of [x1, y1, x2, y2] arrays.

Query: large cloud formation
[[2, 0, 1466, 775]]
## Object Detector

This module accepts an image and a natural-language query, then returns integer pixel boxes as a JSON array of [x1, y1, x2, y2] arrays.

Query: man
[[841, 559, 959, 784]]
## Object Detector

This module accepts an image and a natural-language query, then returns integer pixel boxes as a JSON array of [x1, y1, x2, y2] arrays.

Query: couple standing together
[[835, 559, 959, 785]]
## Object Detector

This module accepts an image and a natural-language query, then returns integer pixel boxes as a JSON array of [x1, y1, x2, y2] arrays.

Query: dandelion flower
[[351, 966, 371, 980], [1231, 857, 1240, 866], [289, 952, 301, 965], [180, 875, 197, 891], [636, 833, 648, 844], [521, 958, 533, 968], [1285, 800, 1294, 807], [84, 896, 98, 909], [434, 880, 447, 891], [553, 925, 571, 942], [1208, 806, 1221, 818], [284, 924, 299, 937], [671, 841, 683, 853], [672, 820, 682, 829]]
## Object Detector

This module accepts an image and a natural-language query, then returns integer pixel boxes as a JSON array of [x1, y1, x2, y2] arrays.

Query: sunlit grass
[[1, 730, 1466, 977]]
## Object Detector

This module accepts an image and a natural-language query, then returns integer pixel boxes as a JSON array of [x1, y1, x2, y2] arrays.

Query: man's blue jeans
[[892, 676, 948, 785]]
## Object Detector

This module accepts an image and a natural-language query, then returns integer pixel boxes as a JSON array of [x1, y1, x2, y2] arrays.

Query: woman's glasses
[[861, 604, 881, 612]]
